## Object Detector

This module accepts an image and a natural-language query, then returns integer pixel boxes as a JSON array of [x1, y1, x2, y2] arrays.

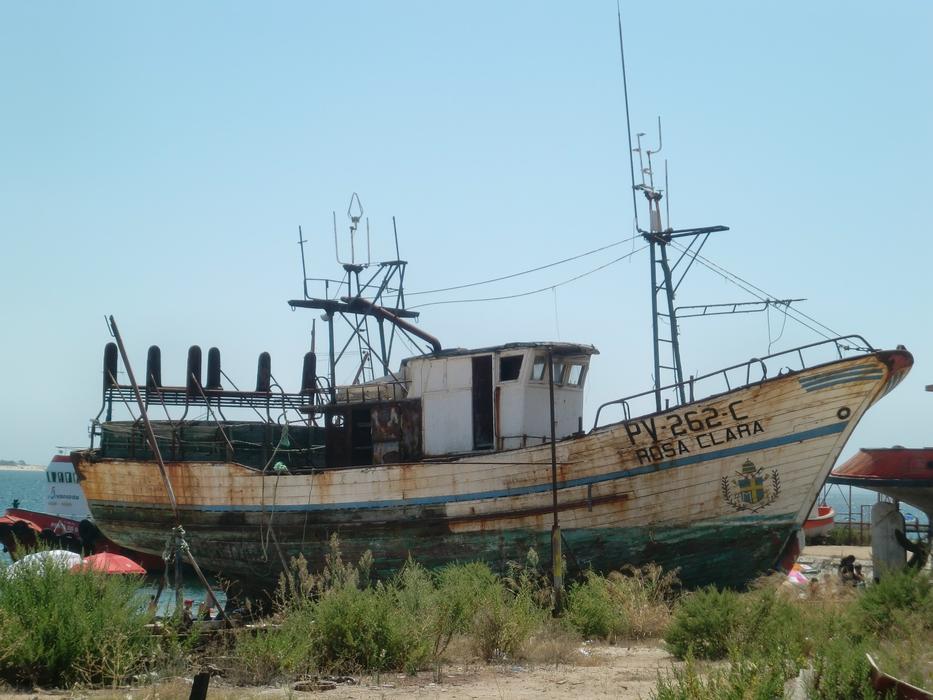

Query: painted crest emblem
[[721, 459, 780, 512]]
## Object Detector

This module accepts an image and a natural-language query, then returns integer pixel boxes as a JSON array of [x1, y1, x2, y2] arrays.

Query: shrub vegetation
[[0, 557, 156, 688], [656, 569, 933, 698], [4, 537, 931, 697]]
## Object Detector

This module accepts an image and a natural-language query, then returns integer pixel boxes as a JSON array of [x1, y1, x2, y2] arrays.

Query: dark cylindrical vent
[[186, 345, 203, 396], [206, 347, 222, 390], [103, 342, 118, 392], [301, 352, 317, 394], [256, 352, 271, 392], [146, 345, 162, 389]]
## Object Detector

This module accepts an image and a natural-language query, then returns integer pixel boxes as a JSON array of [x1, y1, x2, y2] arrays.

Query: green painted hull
[[90, 500, 795, 591]]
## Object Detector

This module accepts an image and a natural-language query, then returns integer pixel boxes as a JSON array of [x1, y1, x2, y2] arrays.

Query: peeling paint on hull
[[72, 350, 912, 590]]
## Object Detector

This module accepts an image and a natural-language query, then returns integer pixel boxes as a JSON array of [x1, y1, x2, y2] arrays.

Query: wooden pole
[[547, 348, 562, 612]]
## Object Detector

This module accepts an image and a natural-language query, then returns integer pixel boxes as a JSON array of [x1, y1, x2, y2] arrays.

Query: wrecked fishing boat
[[69, 184, 913, 591]]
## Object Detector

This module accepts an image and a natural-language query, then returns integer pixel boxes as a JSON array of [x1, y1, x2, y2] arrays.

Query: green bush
[[809, 635, 875, 699], [471, 551, 549, 661], [652, 652, 788, 700], [235, 545, 414, 680], [736, 583, 808, 667], [310, 578, 431, 674], [471, 585, 547, 661], [0, 559, 153, 687], [565, 571, 626, 640], [856, 569, 933, 634], [664, 586, 740, 660], [232, 604, 318, 683], [430, 562, 500, 659]]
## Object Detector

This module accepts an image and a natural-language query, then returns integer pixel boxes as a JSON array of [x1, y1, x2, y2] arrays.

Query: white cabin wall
[[522, 384, 584, 443], [497, 386, 526, 449], [405, 348, 590, 456], [413, 357, 475, 456]]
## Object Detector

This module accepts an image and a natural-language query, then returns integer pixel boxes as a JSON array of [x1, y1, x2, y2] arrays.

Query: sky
[[1, 2, 931, 466]]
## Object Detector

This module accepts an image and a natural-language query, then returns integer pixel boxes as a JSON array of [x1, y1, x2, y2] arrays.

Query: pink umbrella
[[72, 552, 147, 575]]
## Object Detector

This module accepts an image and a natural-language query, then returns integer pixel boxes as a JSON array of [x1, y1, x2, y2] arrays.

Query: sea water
[[821, 482, 929, 532], [0, 469, 45, 520]]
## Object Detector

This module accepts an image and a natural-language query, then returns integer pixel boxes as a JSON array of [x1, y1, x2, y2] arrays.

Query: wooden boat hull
[[72, 350, 911, 591], [828, 447, 933, 519]]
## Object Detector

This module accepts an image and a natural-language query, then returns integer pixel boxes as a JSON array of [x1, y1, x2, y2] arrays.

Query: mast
[[617, 14, 728, 412], [292, 194, 436, 406]]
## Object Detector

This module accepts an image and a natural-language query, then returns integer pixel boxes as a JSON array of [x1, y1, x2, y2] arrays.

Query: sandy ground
[[802, 545, 871, 562], [0, 643, 676, 700], [323, 644, 673, 700]]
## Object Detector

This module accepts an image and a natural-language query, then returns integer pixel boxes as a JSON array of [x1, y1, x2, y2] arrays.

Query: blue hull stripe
[[800, 373, 884, 392], [799, 367, 883, 392], [92, 421, 848, 513]]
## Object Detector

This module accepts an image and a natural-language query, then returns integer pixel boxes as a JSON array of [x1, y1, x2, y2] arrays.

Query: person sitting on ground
[[839, 554, 859, 585]]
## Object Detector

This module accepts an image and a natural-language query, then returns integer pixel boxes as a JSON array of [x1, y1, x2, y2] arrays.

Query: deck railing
[[592, 335, 874, 430]]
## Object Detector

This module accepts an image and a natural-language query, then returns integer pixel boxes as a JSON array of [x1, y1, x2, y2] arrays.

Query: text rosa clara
[[620, 400, 765, 465]]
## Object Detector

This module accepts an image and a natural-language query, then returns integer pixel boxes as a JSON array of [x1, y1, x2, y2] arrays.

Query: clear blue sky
[[1, 2, 930, 465]]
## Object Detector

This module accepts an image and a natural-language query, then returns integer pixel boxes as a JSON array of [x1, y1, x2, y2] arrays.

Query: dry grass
[[522, 622, 595, 667], [608, 564, 679, 639]]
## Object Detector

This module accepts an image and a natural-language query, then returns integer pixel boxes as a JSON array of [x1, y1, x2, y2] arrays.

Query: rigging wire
[[669, 241, 841, 340], [406, 234, 640, 297], [766, 301, 790, 354], [410, 245, 649, 309]]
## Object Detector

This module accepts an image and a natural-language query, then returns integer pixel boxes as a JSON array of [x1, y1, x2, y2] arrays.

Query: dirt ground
[[0, 642, 675, 700]]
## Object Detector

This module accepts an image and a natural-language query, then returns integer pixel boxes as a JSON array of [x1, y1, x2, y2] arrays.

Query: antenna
[[617, 2, 640, 234], [297, 225, 310, 299], [645, 116, 662, 192], [333, 193, 372, 267], [347, 192, 363, 265]]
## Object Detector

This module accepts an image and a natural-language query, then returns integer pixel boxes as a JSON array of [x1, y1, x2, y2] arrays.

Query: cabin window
[[499, 355, 523, 382], [530, 356, 546, 381], [567, 363, 586, 386]]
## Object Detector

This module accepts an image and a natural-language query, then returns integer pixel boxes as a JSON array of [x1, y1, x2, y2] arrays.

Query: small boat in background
[[803, 503, 835, 542], [0, 454, 162, 572]]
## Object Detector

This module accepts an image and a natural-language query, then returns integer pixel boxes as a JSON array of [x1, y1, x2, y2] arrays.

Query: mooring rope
[[258, 420, 292, 571]]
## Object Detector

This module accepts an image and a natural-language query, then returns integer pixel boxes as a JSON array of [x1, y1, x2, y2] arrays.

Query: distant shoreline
[[0, 464, 44, 473]]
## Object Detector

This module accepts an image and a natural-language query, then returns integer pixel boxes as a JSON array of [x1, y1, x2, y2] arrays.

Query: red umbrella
[[72, 552, 147, 575]]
